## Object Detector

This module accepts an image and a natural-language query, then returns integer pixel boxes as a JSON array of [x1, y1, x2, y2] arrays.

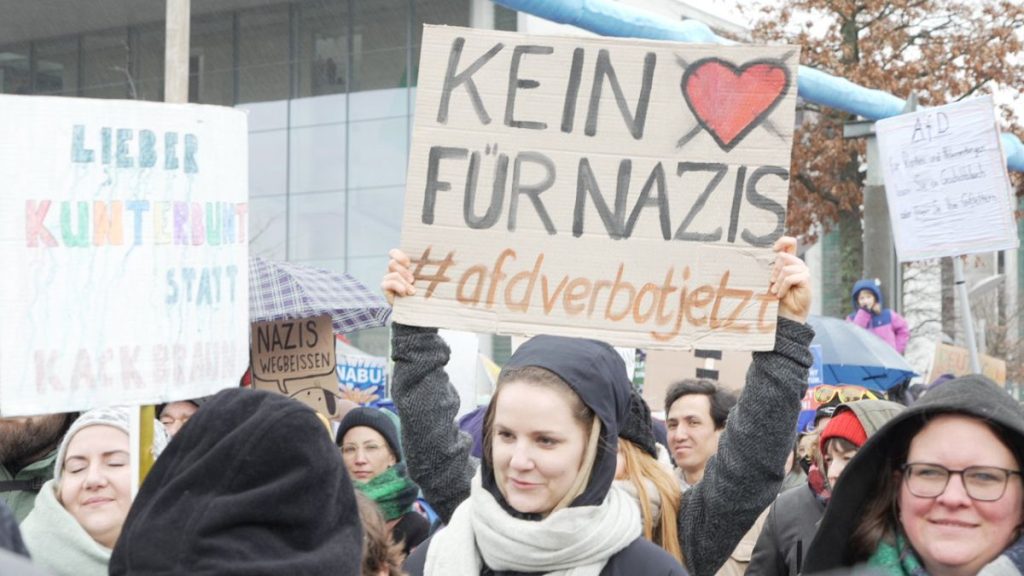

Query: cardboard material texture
[[876, 96, 1019, 262], [929, 341, 1006, 385], [642, 348, 753, 412], [252, 315, 340, 418], [0, 95, 249, 416], [395, 25, 800, 350]]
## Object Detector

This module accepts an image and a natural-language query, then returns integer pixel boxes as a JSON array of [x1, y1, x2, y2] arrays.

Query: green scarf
[[354, 463, 419, 521], [868, 533, 926, 576]]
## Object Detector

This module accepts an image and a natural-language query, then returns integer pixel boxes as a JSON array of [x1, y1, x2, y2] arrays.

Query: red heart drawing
[[681, 58, 789, 151]]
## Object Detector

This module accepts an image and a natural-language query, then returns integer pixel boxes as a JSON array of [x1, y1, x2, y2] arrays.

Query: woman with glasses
[[804, 375, 1024, 576], [336, 407, 430, 557]]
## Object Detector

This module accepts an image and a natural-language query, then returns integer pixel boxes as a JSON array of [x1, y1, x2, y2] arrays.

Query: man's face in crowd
[[666, 394, 722, 481], [0, 414, 67, 466]]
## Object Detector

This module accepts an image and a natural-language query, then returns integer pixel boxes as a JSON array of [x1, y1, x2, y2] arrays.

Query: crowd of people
[[0, 242, 1020, 576]]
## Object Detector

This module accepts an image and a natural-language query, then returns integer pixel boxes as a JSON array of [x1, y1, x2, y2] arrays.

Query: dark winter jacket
[[391, 318, 814, 576], [748, 399, 904, 576], [392, 324, 685, 576], [747, 483, 823, 576], [109, 389, 363, 576], [846, 279, 909, 354], [803, 375, 1024, 573], [392, 509, 430, 555]]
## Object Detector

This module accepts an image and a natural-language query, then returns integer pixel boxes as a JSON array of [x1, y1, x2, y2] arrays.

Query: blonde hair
[[619, 439, 684, 565]]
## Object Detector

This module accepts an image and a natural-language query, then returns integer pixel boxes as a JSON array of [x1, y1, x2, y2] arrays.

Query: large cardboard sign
[[0, 96, 249, 416], [876, 96, 1019, 262], [930, 341, 1006, 386], [252, 315, 340, 417], [395, 26, 800, 350]]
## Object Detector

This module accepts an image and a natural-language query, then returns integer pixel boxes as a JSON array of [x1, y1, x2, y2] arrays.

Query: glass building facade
[[1, 0, 517, 354]]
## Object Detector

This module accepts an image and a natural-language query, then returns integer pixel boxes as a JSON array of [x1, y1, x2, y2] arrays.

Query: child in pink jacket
[[846, 278, 910, 354]]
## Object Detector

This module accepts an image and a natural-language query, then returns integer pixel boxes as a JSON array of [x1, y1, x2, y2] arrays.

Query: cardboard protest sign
[[336, 353, 388, 407], [876, 96, 1019, 262], [252, 315, 340, 418], [930, 341, 1006, 385], [642, 348, 753, 412], [0, 95, 249, 416], [395, 26, 800, 350]]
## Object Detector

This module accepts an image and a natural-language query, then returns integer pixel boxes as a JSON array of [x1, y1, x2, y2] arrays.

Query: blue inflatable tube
[[494, 0, 1024, 172]]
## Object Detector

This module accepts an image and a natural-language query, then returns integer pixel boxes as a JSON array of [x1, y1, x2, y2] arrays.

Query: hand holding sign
[[382, 248, 417, 305], [770, 237, 811, 324]]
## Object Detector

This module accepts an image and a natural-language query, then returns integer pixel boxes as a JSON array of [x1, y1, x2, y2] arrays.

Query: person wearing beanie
[[383, 236, 814, 576], [817, 409, 867, 489], [21, 407, 168, 576], [109, 388, 362, 576], [337, 407, 429, 556], [748, 399, 904, 576]]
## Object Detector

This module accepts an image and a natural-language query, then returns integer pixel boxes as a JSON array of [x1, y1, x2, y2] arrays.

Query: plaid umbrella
[[249, 256, 391, 333]]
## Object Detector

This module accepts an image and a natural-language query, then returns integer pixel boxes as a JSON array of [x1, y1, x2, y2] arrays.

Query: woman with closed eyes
[[21, 407, 166, 576]]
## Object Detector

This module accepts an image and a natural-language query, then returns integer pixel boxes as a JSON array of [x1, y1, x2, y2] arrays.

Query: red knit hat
[[819, 409, 867, 454]]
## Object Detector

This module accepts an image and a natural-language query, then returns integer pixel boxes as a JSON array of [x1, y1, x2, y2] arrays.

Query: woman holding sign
[[382, 237, 814, 576]]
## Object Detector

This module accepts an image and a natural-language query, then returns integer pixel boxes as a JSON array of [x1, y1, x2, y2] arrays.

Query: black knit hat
[[336, 407, 402, 462], [110, 388, 362, 575], [619, 390, 658, 458]]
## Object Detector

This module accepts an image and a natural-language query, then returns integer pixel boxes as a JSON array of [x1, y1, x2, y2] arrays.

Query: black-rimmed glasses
[[902, 463, 1022, 502]]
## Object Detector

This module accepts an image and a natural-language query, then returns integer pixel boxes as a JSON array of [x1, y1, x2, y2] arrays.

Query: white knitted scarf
[[425, 472, 641, 576]]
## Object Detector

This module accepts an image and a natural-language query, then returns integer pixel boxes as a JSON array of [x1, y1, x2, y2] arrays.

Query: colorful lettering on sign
[[25, 200, 248, 248]]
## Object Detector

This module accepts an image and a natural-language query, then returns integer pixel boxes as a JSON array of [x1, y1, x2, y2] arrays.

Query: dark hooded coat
[[748, 399, 905, 576], [391, 319, 815, 576], [803, 375, 1024, 573], [109, 388, 362, 575], [396, 327, 685, 576]]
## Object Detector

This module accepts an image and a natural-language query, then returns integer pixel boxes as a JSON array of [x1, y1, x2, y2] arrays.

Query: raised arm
[[384, 250, 478, 524], [678, 237, 814, 576]]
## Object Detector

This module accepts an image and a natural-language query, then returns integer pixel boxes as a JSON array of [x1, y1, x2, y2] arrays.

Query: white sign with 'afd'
[[876, 96, 1019, 262]]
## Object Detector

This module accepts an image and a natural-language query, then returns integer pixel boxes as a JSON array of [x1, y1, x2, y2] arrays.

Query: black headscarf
[[480, 334, 632, 513], [804, 375, 1024, 573], [110, 388, 362, 575]]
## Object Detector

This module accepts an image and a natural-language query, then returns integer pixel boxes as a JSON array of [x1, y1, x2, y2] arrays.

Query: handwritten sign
[[252, 315, 340, 417], [0, 95, 249, 416], [930, 341, 1006, 386], [876, 96, 1019, 262], [395, 26, 800, 349]]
